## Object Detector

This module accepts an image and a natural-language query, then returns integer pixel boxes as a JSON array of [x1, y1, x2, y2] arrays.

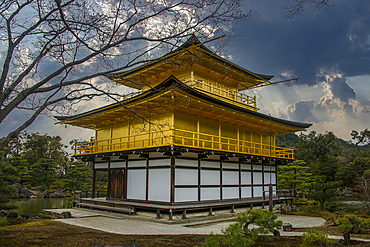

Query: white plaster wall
[[127, 169, 146, 200], [253, 172, 263, 184], [149, 159, 171, 166], [241, 187, 252, 198], [222, 171, 239, 185], [95, 163, 108, 169], [253, 165, 263, 170], [264, 172, 271, 184], [201, 188, 220, 201], [200, 170, 220, 185], [241, 172, 251, 185], [253, 186, 263, 197], [241, 164, 251, 170], [201, 161, 220, 168], [264, 172, 276, 184], [148, 169, 170, 202], [175, 188, 198, 202], [175, 168, 198, 185], [272, 174, 276, 184], [222, 187, 239, 199], [128, 160, 146, 167], [176, 159, 198, 167], [262, 186, 277, 196], [222, 163, 239, 169], [110, 162, 125, 168]]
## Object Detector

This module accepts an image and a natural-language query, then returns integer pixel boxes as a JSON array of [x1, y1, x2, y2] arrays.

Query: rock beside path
[[19, 188, 33, 198]]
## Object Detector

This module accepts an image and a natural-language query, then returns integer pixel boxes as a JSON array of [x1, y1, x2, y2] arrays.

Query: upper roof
[[56, 75, 312, 132], [107, 35, 274, 90]]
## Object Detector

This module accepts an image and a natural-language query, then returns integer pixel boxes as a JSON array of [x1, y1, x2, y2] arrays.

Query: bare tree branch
[[0, 0, 249, 148], [285, 0, 332, 19]]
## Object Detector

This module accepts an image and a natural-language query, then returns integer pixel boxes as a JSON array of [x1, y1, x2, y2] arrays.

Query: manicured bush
[[301, 230, 333, 247], [203, 209, 282, 247], [337, 214, 365, 243], [325, 201, 345, 213]]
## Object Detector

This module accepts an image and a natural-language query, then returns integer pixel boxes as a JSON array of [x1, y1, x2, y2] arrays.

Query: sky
[[1, 0, 370, 153]]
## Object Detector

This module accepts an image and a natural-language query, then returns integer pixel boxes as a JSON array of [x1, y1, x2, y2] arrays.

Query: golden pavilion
[[56, 35, 311, 217]]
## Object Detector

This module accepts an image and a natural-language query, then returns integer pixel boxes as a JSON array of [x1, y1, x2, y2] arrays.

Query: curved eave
[[55, 75, 311, 130], [107, 36, 273, 85]]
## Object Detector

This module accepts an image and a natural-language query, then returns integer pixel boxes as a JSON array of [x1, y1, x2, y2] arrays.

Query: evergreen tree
[[275, 133, 299, 149], [23, 132, 67, 169], [0, 152, 19, 209], [64, 161, 92, 191], [6, 156, 32, 187], [310, 175, 341, 211], [30, 158, 57, 190], [277, 160, 311, 196], [295, 131, 343, 181]]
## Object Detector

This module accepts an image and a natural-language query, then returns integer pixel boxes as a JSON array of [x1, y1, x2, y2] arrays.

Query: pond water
[[10, 197, 74, 217]]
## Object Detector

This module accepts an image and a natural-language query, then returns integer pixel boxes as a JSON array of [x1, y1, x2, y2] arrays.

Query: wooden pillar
[[107, 161, 111, 199], [197, 117, 200, 147], [218, 119, 221, 150], [124, 159, 128, 200], [169, 209, 173, 220], [269, 184, 273, 212], [220, 160, 222, 200], [92, 168, 96, 198], [146, 157, 149, 201], [198, 154, 201, 202], [251, 162, 254, 198], [182, 209, 187, 219], [239, 160, 241, 199], [170, 156, 175, 204]]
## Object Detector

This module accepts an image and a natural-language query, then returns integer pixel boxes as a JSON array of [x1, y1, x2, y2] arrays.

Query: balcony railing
[[74, 129, 294, 159], [121, 80, 258, 111], [189, 80, 257, 111]]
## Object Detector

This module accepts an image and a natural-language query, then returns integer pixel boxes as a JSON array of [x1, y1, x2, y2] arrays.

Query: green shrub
[[337, 214, 365, 242], [203, 224, 255, 247], [0, 218, 7, 227], [301, 230, 333, 247], [203, 209, 282, 247], [65, 193, 72, 197], [325, 202, 345, 213]]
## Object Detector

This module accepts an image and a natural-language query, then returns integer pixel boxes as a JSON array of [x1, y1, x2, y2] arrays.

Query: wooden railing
[[190, 80, 257, 110], [121, 80, 258, 111], [74, 129, 294, 159]]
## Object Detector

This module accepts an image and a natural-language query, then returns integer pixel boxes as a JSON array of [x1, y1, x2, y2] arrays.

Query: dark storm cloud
[[323, 75, 356, 103], [287, 99, 318, 123], [231, 0, 370, 86]]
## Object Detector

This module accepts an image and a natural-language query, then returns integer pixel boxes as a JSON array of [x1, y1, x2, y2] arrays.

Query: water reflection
[[10, 197, 74, 217]]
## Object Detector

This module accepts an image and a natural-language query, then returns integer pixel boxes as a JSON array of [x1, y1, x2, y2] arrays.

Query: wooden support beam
[[182, 209, 187, 219], [169, 209, 173, 220]]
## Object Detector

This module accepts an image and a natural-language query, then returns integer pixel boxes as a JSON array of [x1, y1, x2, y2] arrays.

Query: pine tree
[[0, 152, 20, 209], [277, 160, 311, 196]]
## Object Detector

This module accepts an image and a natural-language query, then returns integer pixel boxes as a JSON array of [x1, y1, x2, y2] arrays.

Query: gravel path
[[57, 214, 325, 235]]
